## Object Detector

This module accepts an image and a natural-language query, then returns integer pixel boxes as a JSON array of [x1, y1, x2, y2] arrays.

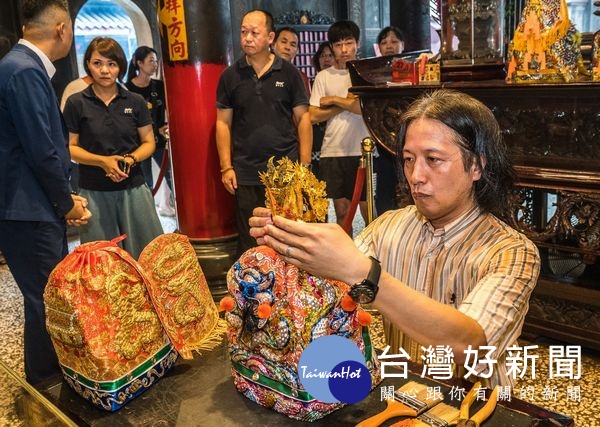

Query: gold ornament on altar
[[593, 31, 600, 81], [506, 0, 587, 83], [259, 157, 328, 222]]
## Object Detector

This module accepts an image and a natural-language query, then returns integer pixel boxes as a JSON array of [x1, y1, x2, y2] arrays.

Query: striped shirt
[[355, 205, 540, 387]]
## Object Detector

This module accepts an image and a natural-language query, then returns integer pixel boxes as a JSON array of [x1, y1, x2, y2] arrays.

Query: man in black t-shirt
[[216, 9, 312, 255]]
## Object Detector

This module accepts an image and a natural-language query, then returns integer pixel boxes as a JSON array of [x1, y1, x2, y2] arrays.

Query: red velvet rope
[[342, 165, 365, 235], [152, 145, 170, 197]]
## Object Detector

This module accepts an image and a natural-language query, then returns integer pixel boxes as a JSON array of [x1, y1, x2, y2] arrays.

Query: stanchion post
[[361, 137, 376, 225]]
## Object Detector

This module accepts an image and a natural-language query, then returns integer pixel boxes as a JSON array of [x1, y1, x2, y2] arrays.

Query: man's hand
[[319, 94, 360, 115], [65, 194, 92, 226], [319, 96, 339, 109], [250, 207, 370, 285], [249, 207, 274, 245], [221, 168, 237, 195]]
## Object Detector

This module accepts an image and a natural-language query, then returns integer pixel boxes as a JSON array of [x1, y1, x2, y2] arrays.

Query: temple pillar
[[158, 0, 236, 298], [390, 0, 431, 52]]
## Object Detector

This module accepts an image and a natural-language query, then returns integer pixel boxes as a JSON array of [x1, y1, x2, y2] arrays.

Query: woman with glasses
[[63, 37, 163, 258], [312, 41, 335, 73]]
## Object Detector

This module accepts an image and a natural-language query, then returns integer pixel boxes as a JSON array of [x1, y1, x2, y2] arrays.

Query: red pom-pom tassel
[[256, 303, 272, 319], [219, 296, 235, 312], [341, 293, 358, 312], [357, 310, 372, 326]]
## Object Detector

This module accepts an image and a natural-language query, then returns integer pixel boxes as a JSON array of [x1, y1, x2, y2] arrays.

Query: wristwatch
[[348, 256, 381, 304]]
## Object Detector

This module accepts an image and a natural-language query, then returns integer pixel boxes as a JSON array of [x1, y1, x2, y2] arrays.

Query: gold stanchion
[[361, 137, 376, 225], [360, 138, 381, 317]]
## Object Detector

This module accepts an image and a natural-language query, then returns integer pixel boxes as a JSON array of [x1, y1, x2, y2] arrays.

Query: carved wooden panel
[[526, 294, 600, 349], [502, 189, 600, 289], [353, 83, 600, 187]]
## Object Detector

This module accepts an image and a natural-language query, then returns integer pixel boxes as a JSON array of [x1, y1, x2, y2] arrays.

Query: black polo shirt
[[216, 55, 309, 185], [125, 78, 167, 148], [64, 84, 152, 191]]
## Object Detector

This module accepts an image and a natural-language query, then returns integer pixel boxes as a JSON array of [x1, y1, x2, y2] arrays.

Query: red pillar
[[158, 0, 236, 296]]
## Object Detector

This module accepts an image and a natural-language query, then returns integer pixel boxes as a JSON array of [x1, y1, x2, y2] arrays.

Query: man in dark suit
[[0, 0, 91, 385]]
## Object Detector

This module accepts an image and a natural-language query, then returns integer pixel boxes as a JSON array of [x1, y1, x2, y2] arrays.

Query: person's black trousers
[[0, 220, 65, 385], [235, 184, 266, 258]]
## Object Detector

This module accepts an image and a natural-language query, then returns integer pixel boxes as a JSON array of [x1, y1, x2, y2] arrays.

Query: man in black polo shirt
[[216, 9, 312, 256]]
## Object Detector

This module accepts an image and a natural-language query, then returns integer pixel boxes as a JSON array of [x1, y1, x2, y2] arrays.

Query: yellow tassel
[[189, 318, 228, 355]]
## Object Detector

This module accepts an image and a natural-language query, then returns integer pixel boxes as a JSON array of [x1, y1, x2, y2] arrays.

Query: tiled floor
[[1, 207, 598, 425]]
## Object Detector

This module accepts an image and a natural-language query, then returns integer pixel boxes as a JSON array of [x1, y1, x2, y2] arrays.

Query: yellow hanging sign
[[158, 0, 189, 61]]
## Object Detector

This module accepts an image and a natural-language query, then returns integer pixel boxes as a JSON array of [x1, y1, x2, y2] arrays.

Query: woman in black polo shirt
[[125, 46, 172, 199], [63, 37, 163, 258]]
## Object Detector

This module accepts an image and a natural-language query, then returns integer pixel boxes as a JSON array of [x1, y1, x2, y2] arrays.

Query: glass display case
[[440, 0, 505, 66]]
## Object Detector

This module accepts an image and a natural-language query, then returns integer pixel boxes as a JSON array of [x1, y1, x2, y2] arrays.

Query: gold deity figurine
[[259, 157, 328, 223], [506, 0, 587, 83]]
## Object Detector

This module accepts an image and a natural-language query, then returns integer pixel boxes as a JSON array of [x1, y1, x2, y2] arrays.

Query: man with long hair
[[250, 90, 540, 388]]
